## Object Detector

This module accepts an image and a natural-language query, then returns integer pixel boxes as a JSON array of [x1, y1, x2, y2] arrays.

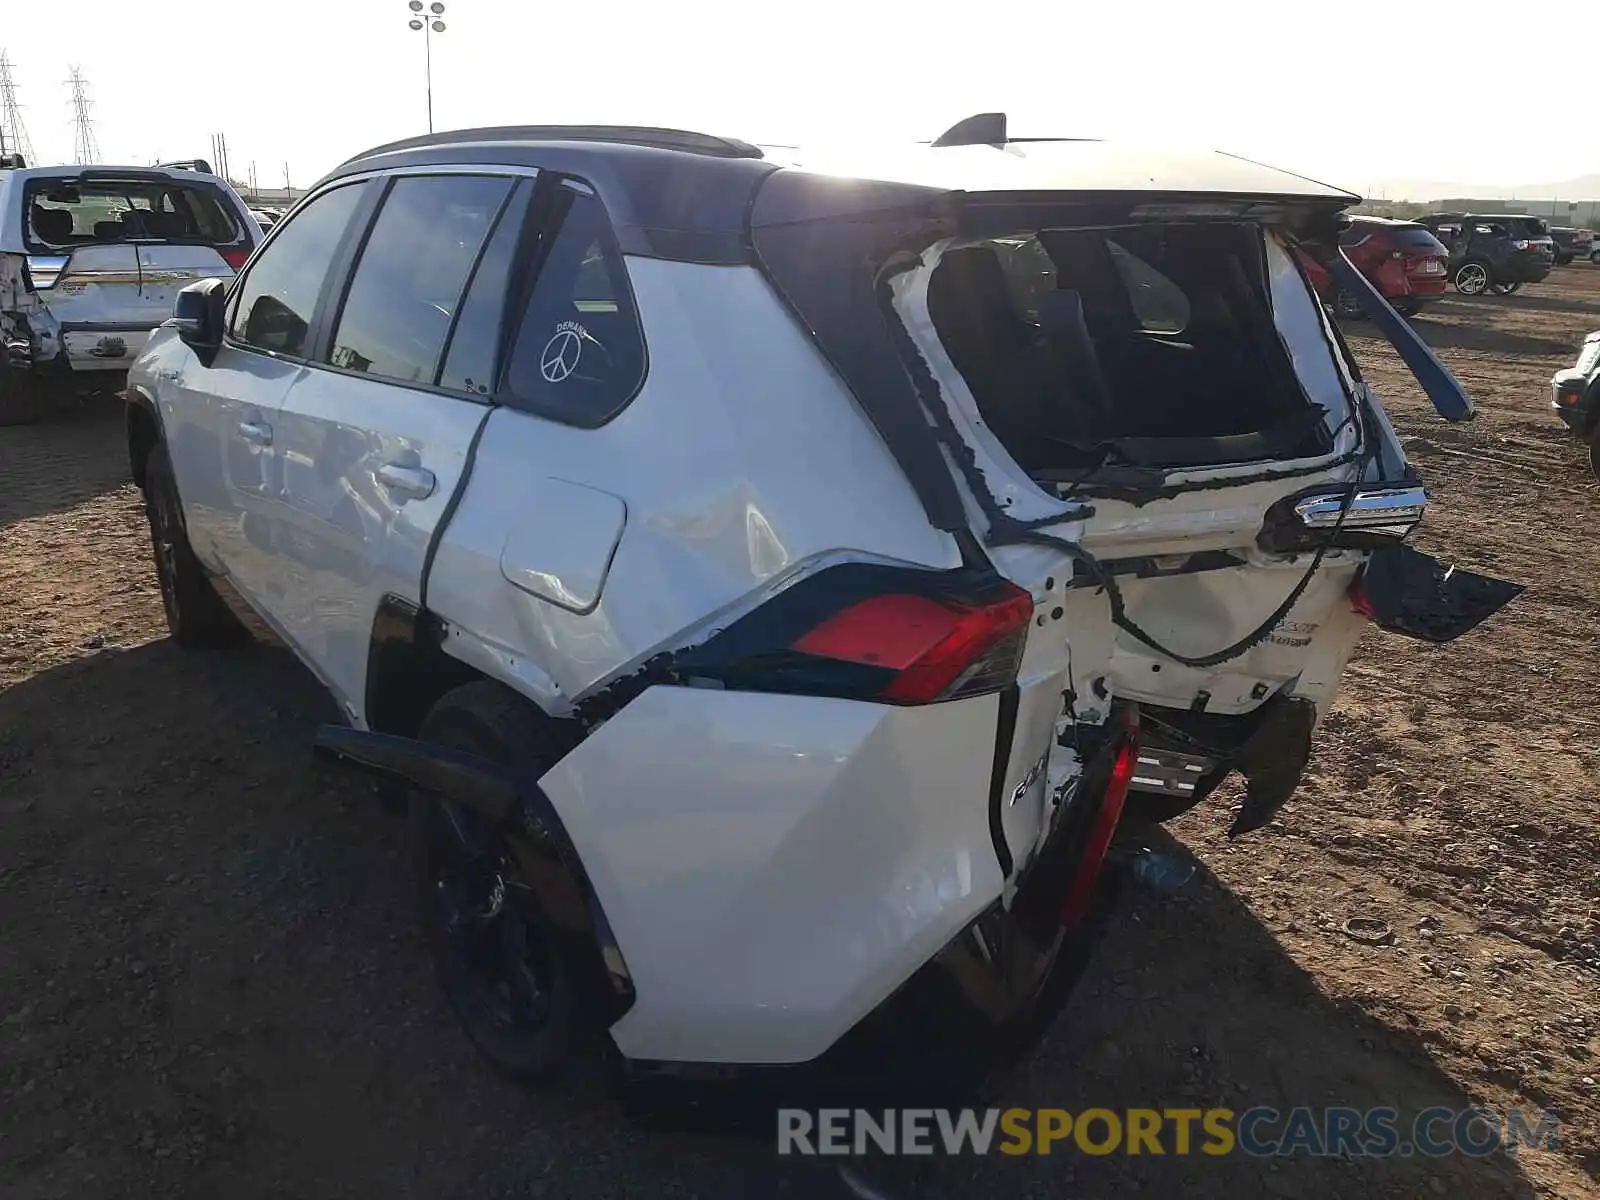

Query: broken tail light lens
[[1258, 485, 1427, 555], [1060, 709, 1140, 926], [675, 564, 1034, 706], [1349, 575, 1377, 619]]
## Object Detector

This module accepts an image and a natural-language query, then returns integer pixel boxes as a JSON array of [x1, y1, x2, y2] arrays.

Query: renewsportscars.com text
[[777, 1107, 1559, 1158]]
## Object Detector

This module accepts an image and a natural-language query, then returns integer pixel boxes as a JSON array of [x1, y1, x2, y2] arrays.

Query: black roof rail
[[344, 125, 764, 166], [155, 158, 214, 173]]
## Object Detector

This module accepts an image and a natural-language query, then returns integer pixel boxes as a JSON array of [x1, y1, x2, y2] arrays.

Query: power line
[[0, 52, 36, 163], [66, 67, 100, 164]]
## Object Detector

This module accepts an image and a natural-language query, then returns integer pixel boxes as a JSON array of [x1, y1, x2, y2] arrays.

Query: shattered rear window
[[24, 179, 241, 248]]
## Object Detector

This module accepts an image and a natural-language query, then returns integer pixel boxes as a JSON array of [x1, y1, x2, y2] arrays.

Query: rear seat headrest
[[30, 205, 74, 244]]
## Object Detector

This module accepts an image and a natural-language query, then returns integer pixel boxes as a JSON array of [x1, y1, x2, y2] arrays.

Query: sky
[[1, 0, 1594, 199]]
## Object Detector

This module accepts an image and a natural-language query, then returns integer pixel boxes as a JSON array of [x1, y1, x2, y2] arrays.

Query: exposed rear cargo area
[[921, 220, 1345, 475]]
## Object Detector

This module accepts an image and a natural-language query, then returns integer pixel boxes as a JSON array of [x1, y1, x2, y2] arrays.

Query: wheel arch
[[125, 386, 163, 490], [363, 595, 489, 738], [362, 595, 587, 741]]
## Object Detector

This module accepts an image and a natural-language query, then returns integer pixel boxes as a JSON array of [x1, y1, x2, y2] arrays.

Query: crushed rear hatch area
[[921, 221, 1338, 475]]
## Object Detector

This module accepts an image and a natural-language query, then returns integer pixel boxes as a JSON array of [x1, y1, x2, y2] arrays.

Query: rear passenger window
[[329, 175, 514, 384], [437, 180, 534, 395], [503, 186, 646, 426], [229, 183, 365, 357], [1105, 240, 1190, 334]]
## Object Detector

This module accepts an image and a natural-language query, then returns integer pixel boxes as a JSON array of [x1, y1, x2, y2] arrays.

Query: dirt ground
[[2, 267, 1598, 1200]]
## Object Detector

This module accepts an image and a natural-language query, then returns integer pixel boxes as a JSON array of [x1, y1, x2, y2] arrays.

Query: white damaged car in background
[[0, 155, 255, 425]]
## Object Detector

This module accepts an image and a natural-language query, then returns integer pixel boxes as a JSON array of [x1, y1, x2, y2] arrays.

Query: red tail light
[[1349, 574, 1376, 619], [220, 247, 250, 271], [1060, 712, 1139, 927], [674, 564, 1035, 706], [795, 587, 1034, 704]]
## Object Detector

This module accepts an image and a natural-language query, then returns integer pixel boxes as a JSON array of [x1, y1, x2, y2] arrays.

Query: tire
[[0, 360, 41, 427], [1490, 281, 1522, 296], [1393, 300, 1419, 318], [410, 681, 590, 1086], [143, 443, 248, 649], [1592, 250, 1600, 265], [1589, 426, 1600, 482], [1333, 288, 1365, 320], [1452, 261, 1491, 295], [1556, 254, 1574, 267]]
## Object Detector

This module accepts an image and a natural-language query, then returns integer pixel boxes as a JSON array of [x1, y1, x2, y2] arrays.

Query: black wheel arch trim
[[314, 722, 636, 1026], [123, 384, 167, 488]]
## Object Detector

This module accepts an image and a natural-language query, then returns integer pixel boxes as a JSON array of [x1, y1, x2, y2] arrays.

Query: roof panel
[[761, 140, 1359, 202]]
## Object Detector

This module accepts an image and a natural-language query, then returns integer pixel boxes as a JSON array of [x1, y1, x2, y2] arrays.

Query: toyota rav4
[[122, 118, 1520, 1103]]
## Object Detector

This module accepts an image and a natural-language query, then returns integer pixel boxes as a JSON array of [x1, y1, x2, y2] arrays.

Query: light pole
[[407, 1, 447, 134]]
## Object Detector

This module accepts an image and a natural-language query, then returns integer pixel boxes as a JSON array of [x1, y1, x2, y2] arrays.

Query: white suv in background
[[0, 156, 255, 424], [122, 120, 1519, 1103]]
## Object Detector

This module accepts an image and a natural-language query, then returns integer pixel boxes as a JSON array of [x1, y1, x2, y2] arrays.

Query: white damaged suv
[[0, 156, 256, 424], [123, 118, 1519, 1102]]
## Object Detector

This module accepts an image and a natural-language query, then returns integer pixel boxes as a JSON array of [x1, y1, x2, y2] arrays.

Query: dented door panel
[[3, 242, 234, 373]]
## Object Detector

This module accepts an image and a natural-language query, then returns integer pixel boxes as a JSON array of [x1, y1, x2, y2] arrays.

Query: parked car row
[[1299, 209, 1599, 320], [1550, 225, 1596, 265]]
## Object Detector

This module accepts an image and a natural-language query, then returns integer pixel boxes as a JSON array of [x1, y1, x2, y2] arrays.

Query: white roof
[[763, 139, 1359, 203]]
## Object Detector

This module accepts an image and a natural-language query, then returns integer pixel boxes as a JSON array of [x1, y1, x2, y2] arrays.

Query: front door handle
[[377, 462, 436, 501], [237, 420, 273, 446]]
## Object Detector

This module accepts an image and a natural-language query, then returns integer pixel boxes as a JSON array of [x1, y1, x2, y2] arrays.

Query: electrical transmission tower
[[0, 53, 35, 163], [66, 67, 100, 164]]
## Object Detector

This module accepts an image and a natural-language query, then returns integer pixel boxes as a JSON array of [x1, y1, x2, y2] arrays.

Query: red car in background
[[1300, 215, 1451, 318]]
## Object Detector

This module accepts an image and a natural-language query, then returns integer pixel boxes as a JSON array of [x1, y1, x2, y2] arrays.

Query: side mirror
[[172, 277, 227, 367]]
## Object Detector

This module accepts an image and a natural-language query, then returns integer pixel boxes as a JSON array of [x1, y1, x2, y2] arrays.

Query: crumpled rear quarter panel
[[537, 685, 1003, 1065]]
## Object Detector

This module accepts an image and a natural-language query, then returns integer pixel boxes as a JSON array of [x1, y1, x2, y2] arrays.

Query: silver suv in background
[[0, 157, 256, 424]]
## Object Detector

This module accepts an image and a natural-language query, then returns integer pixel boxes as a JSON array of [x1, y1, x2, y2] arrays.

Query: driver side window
[[228, 183, 365, 357]]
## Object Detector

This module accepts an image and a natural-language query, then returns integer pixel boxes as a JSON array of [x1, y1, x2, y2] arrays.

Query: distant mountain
[[1359, 173, 1600, 202]]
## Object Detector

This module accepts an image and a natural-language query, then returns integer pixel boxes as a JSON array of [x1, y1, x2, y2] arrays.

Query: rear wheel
[[410, 682, 590, 1086], [1589, 426, 1600, 482], [1453, 261, 1491, 295], [1393, 300, 1420, 318], [143, 443, 248, 649]]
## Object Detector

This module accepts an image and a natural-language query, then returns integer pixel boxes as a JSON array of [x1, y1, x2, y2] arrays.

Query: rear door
[[264, 170, 524, 719]]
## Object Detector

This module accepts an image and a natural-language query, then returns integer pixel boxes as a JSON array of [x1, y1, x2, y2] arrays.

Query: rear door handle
[[237, 420, 273, 446], [377, 462, 436, 501]]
